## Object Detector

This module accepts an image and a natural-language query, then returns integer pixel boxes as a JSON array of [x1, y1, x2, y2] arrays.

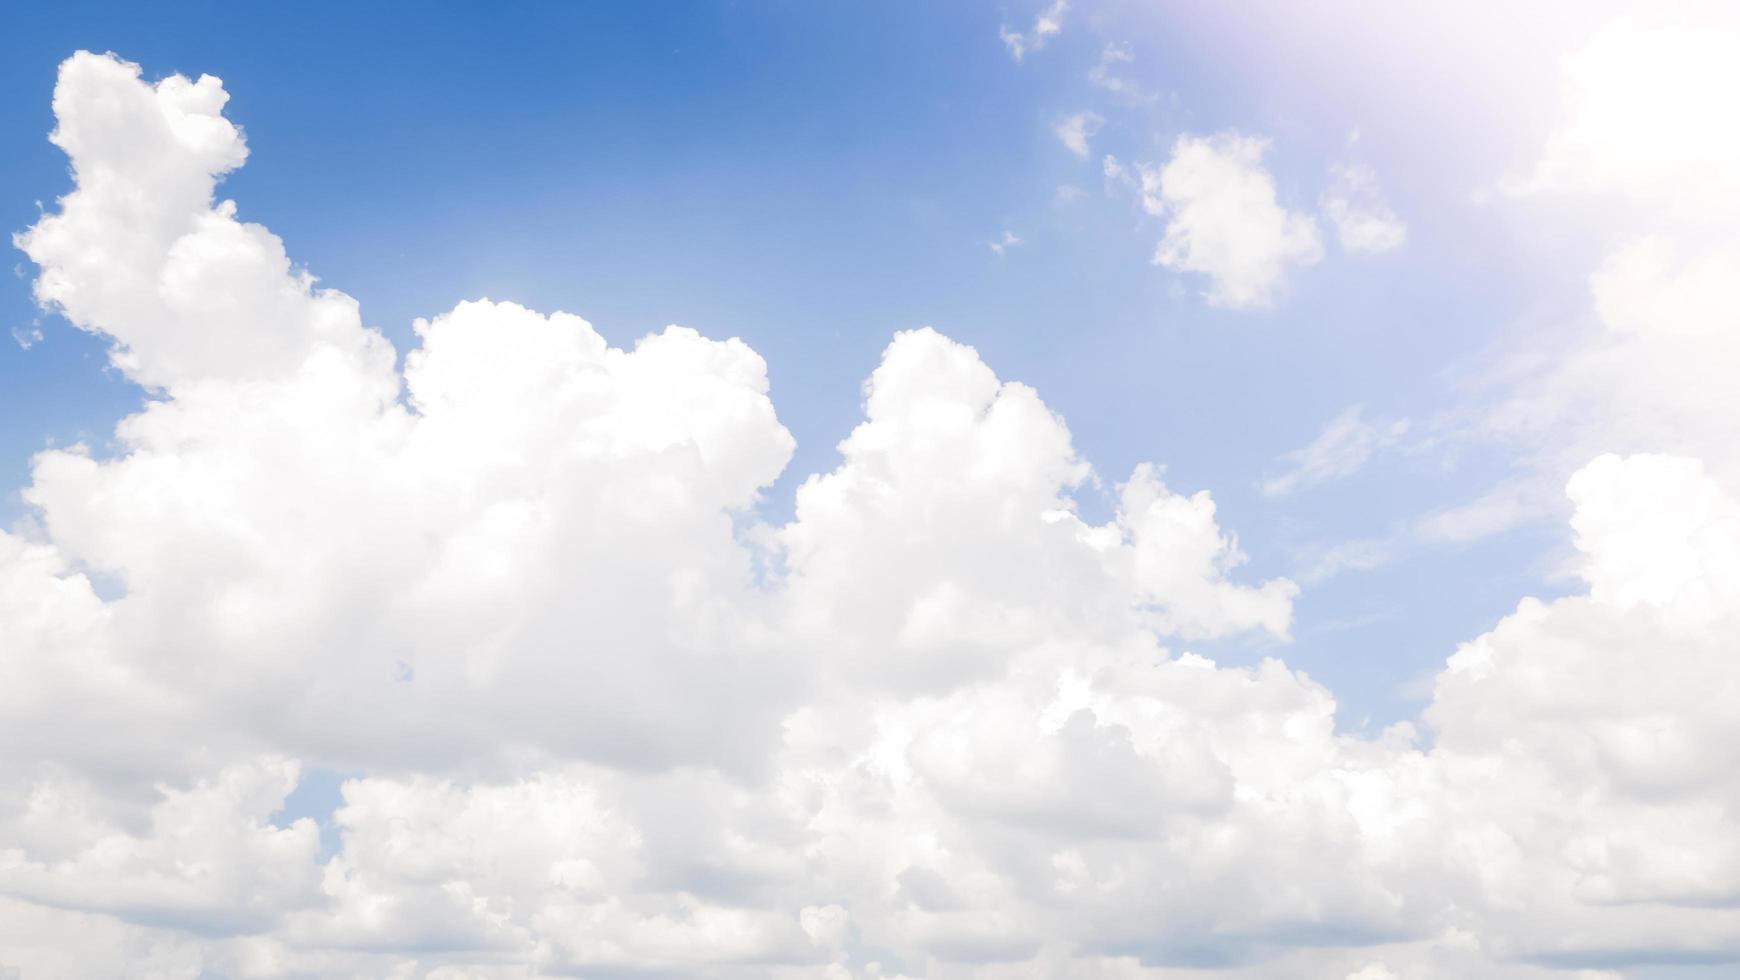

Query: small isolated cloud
[[1052, 111, 1102, 158], [1088, 42, 1156, 103], [1321, 163, 1407, 253], [11, 324, 43, 350], [1102, 153, 1126, 184], [999, 0, 1067, 63], [1262, 404, 1408, 497], [988, 229, 1022, 255], [1143, 132, 1323, 309]]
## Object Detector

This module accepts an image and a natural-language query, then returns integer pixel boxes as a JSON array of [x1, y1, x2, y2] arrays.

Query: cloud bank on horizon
[[2, 7, 1739, 980]]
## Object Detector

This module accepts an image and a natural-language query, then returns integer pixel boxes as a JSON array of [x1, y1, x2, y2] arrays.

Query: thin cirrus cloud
[[4, 17, 1740, 980], [1261, 405, 1410, 497]]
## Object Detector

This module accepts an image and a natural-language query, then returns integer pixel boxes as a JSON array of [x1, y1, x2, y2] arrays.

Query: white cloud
[[1142, 133, 1324, 309], [1508, 22, 1740, 219], [988, 229, 1022, 255], [998, 0, 1067, 63], [14, 55, 372, 391], [1425, 453, 1740, 921], [7, 48, 1740, 980], [1321, 163, 1407, 254], [1052, 111, 1102, 158], [0, 760, 321, 935], [1102, 152, 1126, 184], [1451, 19, 1740, 540], [1088, 42, 1155, 103], [1262, 405, 1409, 497], [1299, 537, 1396, 585], [1414, 478, 1558, 544]]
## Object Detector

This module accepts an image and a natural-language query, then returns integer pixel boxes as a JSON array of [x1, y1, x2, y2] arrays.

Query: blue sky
[[3, 3, 1737, 977]]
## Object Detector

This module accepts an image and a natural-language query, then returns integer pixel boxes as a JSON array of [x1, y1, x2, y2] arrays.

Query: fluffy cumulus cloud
[[5, 48, 1740, 980], [1141, 133, 1323, 309]]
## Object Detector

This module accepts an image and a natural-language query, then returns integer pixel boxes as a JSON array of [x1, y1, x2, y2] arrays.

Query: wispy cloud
[[1053, 111, 1102, 158], [1298, 537, 1398, 586], [11, 323, 43, 350], [1262, 405, 1409, 497], [999, 0, 1067, 63], [1321, 162, 1407, 254], [1088, 42, 1157, 103], [1413, 477, 1557, 543]]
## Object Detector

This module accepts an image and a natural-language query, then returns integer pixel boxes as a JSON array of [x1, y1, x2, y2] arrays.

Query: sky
[[1, 2, 1738, 978]]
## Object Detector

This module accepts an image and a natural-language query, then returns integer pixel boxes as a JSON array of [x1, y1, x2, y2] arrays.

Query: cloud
[[0, 760, 321, 935], [1414, 477, 1559, 544], [14, 54, 363, 391], [1088, 42, 1156, 103], [1448, 19, 1740, 540], [1425, 454, 1740, 923], [7, 48, 1740, 980], [1507, 22, 1740, 219], [1052, 111, 1102, 158], [12, 53, 803, 783], [998, 0, 1067, 63], [1262, 405, 1409, 497], [1321, 163, 1407, 254], [1298, 537, 1397, 586], [1141, 133, 1324, 309], [1102, 152, 1127, 184], [988, 229, 1022, 255]]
